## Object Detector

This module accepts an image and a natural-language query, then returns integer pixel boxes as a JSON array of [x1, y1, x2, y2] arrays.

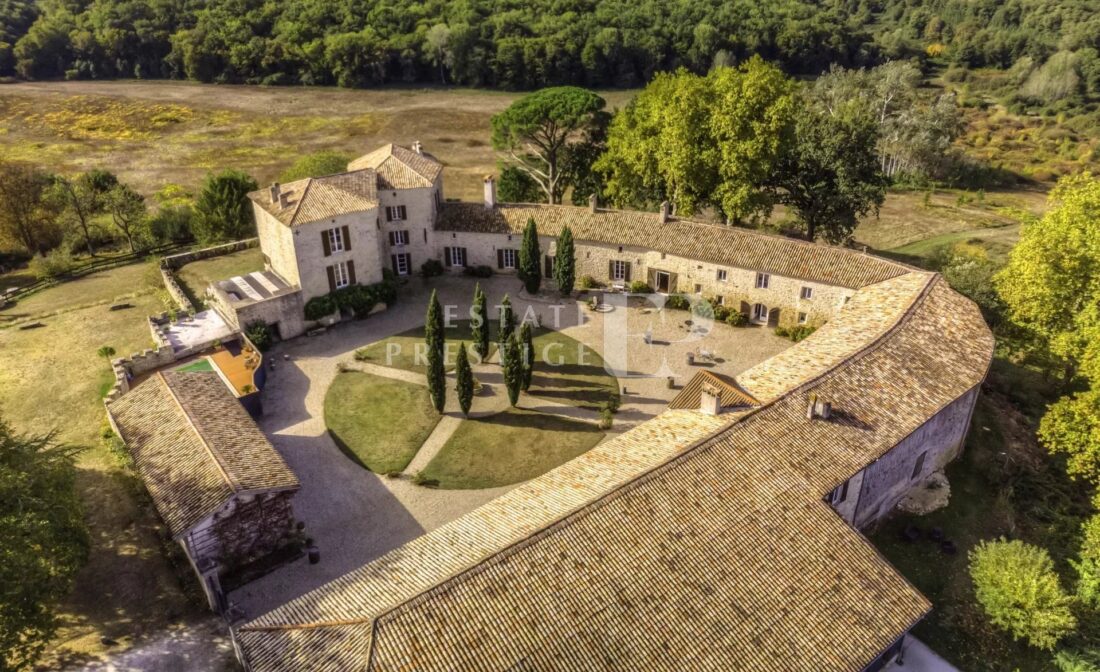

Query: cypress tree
[[554, 225, 575, 296], [501, 332, 523, 406], [455, 343, 473, 417], [519, 217, 541, 294], [425, 290, 446, 412], [499, 294, 515, 343], [471, 283, 490, 361], [519, 322, 535, 391]]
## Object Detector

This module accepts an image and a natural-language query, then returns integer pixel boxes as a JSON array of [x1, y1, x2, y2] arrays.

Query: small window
[[755, 272, 770, 289], [501, 248, 517, 268], [333, 261, 351, 289], [798, 312, 808, 324], [611, 260, 628, 281], [390, 230, 409, 246], [386, 205, 407, 221], [694, 283, 702, 293], [328, 227, 344, 253], [800, 286, 813, 300], [717, 269, 728, 282], [911, 452, 927, 480], [830, 480, 850, 505], [715, 295, 724, 306]]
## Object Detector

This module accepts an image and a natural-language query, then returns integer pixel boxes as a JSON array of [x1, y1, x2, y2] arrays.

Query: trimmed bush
[[776, 325, 817, 342], [725, 311, 749, 327], [304, 295, 337, 321], [463, 265, 494, 278], [628, 280, 653, 294], [968, 538, 1077, 651], [664, 294, 690, 310], [578, 274, 600, 290], [420, 258, 444, 277], [244, 320, 274, 351]]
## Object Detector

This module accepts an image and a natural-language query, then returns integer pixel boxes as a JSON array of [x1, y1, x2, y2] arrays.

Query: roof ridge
[[240, 276, 941, 638], [159, 371, 242, 494], [288, 177, 314, 227]]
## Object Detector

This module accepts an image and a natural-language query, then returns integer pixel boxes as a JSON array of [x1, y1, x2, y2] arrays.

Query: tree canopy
[[278, 151, 352, 183], [192, 169, 259, 244], [491, 87, 607, 204], [0, 419, 88, 672]]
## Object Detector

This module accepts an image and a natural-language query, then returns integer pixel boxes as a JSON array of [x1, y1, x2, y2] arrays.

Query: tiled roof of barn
[[234, 272, 994, 672], [348, 143, 443, 189], [437, 202, 913, 289], [106, 371, 299, 537], [248, 170, 379, 227], [668, 369, 759, 410]]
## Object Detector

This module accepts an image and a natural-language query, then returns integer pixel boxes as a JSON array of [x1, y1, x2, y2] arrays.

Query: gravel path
[[73, 617, 235, 672]]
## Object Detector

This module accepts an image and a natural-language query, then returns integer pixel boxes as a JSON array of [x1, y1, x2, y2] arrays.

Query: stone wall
[[376, 184, 440, 277], [105, 345, 179, 401], [184, 490, 298, 575], [846, 384, 981, 529], [162, 238, 259, 270], [160, 266, 195, 313]]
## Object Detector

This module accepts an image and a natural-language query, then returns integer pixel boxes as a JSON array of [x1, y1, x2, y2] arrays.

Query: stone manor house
[[128, 143, 994, 670]]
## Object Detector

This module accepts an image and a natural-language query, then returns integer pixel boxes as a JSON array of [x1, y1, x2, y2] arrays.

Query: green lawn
[[324, 371, 441, 474], [174, 247, 263, 308], [870, 396, 1095, 671], [175, 358, 213, 372], [356, 320, 617, 410], [418, 408, 604, 489]]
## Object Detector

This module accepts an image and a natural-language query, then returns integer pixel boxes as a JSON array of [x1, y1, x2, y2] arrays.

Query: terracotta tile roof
[[248, 170, 378, 227], [736, 272, 934, 402], [668, 369, 759, 410], [107, 371, 299, 537], [348, 143, 443, 189], [438, 203, 913, 289], [234, 272, 994, 672]]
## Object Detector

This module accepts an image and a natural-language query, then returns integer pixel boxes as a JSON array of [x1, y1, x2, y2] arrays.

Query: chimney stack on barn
[[278, 191, 290, 209], [269, 183, 281, 204], [700, 382, 722, 416], [412, 140, 423, 154], [806, 394, 832, 420], [483, 175, 497, 210], [589, 193, 598, 213], [659, 201, 670, 224]]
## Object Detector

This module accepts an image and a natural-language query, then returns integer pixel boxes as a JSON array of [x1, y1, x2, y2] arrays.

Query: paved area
[[74, 617, 235, 672], [227, 275, 790, 620], [162, 309, 234, 353]]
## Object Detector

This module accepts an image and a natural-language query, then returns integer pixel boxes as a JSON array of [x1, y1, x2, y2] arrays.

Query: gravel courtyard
[[228, 275, 791, 619]]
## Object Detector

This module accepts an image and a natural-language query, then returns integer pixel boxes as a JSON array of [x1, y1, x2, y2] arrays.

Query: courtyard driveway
[[228, 275, 790, 620]]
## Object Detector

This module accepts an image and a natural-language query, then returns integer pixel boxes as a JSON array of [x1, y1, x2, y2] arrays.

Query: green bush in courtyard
[[244, 320, 273, 351], [455, 343, 474, 417], [628, 280, 653, 294], [664, 294, 690, 310], [304, 295, 336, 321], [471, 284, 490, 360], [968, 538, 1077, 651], [554, 225, 575, 295], [499, 294, 515, 341], [501, 332, 523, 406], [776, 324, 816, 341], [420, 258, 444, 277], [519, 322, 534, 391], [518, 217, 541, 294]]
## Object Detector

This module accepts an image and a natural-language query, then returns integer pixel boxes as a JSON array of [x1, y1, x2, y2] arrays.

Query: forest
[[0, 0, 1098, 95]]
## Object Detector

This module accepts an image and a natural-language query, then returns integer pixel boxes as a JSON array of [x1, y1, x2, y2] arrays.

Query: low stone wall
[[162, 238, 259, 270], [161, 267, 195, 313], [105, 346, 178, 402]]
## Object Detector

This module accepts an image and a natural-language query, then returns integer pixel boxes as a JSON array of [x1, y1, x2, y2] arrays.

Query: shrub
[[628, 280, 653, 294], [725, 311, 749, 327], [463, 265, 494, 278], [244, 320, 273, 351], [420, 258, 444, 277], [29, 247, 75, 279], [304, 295, 336, 321], [776, 324, 816, 342], [604, 390, 621, 414], [578, 274, 600, 289], [664, 294, 690, 310], [968, 538, 1077, 650], [599, 408, 614, 430]]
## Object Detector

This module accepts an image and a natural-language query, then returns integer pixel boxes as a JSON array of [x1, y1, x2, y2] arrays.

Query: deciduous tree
[[0, 418, 88, 671], [278, 151, 351, 183], [193, 169, 258, 243], [491, 87, 606, 205], [554, 225, 575, 296], [54, 169, 116, 256], [425, 290, 446, 413], [518, 217, 541, 294], [968, 538, 1077, 651], [105, 183, 147, 252], [0, 161, 63, 256]]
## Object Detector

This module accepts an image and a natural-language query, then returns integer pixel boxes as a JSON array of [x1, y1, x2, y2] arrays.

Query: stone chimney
[[483, 175, 497, 210], [659, 201, 670, 224], [700, 382, 721, 416], [412, 140, 423, 154], [589, 193, 598, 213], [806, 394, 832, 420], [269, 182, 281, 204], [278, 191, 290, 209]]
